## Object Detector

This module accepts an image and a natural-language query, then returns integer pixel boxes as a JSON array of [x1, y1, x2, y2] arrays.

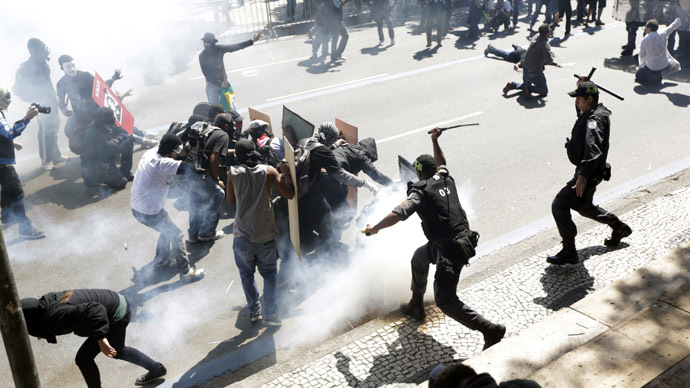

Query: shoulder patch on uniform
[[587, 120, 598, 130]]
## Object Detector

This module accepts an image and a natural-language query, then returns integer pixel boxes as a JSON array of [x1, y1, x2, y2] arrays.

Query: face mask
[[62, 61, 77, 77], [0, 87, 11, 111]]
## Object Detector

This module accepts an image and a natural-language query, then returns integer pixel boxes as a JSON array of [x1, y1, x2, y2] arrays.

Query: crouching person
[[227, 139, 294, 324], [131, 134, 205, 282], [21, 289, 167, 387]]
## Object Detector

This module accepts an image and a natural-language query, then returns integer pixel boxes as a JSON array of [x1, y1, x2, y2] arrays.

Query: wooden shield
[[248, 107, 273, 136], [283, 137, 301, 260], [335, 118, 359, 209], [282, 106, 315, 145]]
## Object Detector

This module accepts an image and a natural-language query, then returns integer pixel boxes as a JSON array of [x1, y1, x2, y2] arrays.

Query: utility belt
[[431, 229, 480, 264]]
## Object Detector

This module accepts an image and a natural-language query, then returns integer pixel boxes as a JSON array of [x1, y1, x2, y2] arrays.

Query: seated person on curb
[[227, 139, 294, 325], [489, 0, 513, 31], [429, 363, 542, 388], [178, 113, 230, 243], [131, 134, 205, 282], [21, 289, 168, 387], [484, 43, 527, 64], [80, 107, 134, 191], [636, 12, 690, 85], [503, 23, 560, 98]]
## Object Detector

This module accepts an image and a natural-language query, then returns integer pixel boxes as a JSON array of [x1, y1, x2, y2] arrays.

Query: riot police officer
[[548, 81, 632, 265], [364, 128, 506, 351]]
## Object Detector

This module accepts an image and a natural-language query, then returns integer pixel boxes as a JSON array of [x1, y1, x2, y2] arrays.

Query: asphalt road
[[2, 10, 690, 388]]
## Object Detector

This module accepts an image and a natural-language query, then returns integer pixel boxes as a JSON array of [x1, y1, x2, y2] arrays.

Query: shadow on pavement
[[533, 243, 630, 310], [413, 45, 441, 61], [361, 43, 393, 56], [633, 83, 690, 107], [334, 319, 457, 386]]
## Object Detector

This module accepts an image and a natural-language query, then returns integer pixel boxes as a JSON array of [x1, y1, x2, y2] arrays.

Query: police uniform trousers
[[410, 240, 487, 331], [552, 172, 620, 240]]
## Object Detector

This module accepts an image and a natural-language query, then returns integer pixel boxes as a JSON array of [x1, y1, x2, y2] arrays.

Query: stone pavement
[[251, 186, 690, 387]]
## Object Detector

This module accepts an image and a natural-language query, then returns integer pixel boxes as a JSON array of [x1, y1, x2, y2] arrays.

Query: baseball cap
[[414, 154, 437, 174], [568, 81, 599, 97]]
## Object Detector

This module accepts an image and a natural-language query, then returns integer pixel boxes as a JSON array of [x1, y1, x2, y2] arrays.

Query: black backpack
[[184, 121, 217, 173], [293, 138, 323, 198]]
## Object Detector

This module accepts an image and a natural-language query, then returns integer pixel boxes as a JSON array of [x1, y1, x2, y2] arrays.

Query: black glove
[[111, 69, 123, 81], [108, 138, 121, 147]]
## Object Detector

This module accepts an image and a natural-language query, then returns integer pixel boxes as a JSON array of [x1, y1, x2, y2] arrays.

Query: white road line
[[377, 111, 484, 144], [188, 56, 310, 80], [265, 73, 390, 102]]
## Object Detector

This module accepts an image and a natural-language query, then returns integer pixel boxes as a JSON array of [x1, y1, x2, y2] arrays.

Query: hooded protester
[[547, 81, 632, 265], [0, 85, 45, 239], [246, 119, 282, 167], [227, 139, 294, 324], [14, 38, 63, 171], [364, 128, 506, 351], [199, 31, 262, 104], [21, 289, 167, 387], [80, 107, 134, 190]]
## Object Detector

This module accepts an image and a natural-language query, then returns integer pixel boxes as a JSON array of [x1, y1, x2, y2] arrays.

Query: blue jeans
[[515, 71, 548, 95], [182, 169, 224, 239], [312, 25, 330, 56], [635, 65, 664, 85], [530, 0, 553, 26], [233, 237, 278, 318], [205, 82, 221, 104], [132, 208, 191, 273]]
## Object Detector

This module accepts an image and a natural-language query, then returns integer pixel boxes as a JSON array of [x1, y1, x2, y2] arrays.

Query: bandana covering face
[[0, 85, 11, 111]]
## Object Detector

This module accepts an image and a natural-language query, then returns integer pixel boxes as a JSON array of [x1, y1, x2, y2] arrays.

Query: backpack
[[184, 121, 217, 173], [293, 137, 323, 198]]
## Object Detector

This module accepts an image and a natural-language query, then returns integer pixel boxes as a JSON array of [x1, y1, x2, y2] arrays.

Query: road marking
[[189, 56, 310, 80], [265, 73, 390, 102], [377, 111, 484, 144]]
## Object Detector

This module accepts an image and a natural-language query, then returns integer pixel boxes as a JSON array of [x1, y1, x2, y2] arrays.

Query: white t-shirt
[[492, 0, 512, 13], [131, 148, 181, 215]]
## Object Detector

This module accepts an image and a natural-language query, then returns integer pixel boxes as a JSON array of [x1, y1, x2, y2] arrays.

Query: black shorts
[[587, 0, 605, 8]]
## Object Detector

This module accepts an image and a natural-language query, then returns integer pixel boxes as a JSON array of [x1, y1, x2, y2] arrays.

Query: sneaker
[[198, 230, 224, 242], [482, 323, 506, 350], [250, 312, 263, 323], [426, 42, 432, 48], [621, 48, 634, 56], [595, 19, 605, 26], [19, 227, 46, 240], [265, 315, 282, 326], [44, 161, 54, 171], [502, 82, 513, 95], [604, 223, 632, 247], [390, 38, 395, 45], [379, 39, 385, 45], [400, 301, 425, 321], [180, 267, 205, 282], [142, 138, 158, 149], [135, 364, 167, 385], [484, 44, 493, 57]]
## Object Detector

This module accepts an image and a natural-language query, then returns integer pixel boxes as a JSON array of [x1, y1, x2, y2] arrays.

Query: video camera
[[31, 103, 51, 114]]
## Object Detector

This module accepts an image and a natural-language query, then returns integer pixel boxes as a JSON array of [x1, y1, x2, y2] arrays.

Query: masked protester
[[227, 139, 294, 324], [0, 85, 45, 239], [199, 31, 262, 104], [14, 38, 63, 171], [21, 289, 167, 387], [547, 81, 632, 265], [364, 128, 506, 351], [80, 107, 134, 190]]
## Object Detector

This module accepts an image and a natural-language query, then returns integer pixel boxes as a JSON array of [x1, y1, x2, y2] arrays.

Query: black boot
[[605, 222, 632, 247], [547, 239, 579, 265], [400, 292, 425, 321], [481, 322, 506, 350]]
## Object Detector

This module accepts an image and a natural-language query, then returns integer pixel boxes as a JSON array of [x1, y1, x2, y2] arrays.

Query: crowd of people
[[3, 1, 689, 386]]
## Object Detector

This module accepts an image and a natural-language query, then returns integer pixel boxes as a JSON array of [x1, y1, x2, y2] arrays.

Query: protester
[[364, 128, 506, 351], [13, 38, 63, 171], [489, 0, 513, 32], [199, 31, 262, 104], [0, 85, 45, 239], [555, 0, 573, 38], [584, 0, 606, 26], [485, 44, 527, 63], [529, 0, 554, 31], [547, 80, 632, 265], [311, 0, 332, 59], [426, 0, 446, 47], [328, 0, 350, 61], [503, 23, 560, 98], [80, 107, 134, 190], [635, 12, 690, 85], [227, 139, 294, 324], [131, 133, 205, 282], [21, 289, 167, 387], [372, 0, 396, 45]]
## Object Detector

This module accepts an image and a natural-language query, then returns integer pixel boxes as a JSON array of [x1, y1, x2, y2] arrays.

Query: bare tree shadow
[[334, 319, 458, 386]]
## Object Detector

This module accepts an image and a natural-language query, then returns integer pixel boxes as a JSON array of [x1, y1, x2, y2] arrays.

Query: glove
[[111, 69, 123, 81], [362, 179, 377, 193], [108, 138, 121, 147]]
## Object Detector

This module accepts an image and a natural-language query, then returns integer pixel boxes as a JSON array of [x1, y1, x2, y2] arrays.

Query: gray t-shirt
[[230, 164, 278, 242]]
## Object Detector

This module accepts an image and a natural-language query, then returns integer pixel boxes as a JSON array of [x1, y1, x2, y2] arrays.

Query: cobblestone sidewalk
[[262, 187, 690, 388]]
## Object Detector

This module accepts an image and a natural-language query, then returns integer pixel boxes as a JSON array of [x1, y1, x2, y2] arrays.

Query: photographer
[[80, 107, 134, 191], [0, 85, 45, 239]]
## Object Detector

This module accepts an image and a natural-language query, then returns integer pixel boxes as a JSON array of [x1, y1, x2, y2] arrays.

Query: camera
[[31, 103, 51, 114]]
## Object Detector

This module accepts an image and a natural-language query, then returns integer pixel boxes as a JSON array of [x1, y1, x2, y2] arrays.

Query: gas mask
[[0, 86, 11, 111]]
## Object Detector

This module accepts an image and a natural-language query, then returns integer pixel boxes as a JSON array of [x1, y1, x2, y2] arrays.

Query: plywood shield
[[335, 118, 359, 209], [248, 107, 274, 136], [283, 137, 301, 260], [282, 106, 315, 145]]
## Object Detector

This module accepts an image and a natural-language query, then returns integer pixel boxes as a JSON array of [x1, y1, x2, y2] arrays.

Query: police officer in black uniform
[[364, 128, 506, 351], [547, 81, 632, 265]]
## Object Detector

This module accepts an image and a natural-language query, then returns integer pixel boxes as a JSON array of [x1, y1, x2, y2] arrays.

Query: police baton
[[573, 67, 625, 101], [427, 123, 479, 134]]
